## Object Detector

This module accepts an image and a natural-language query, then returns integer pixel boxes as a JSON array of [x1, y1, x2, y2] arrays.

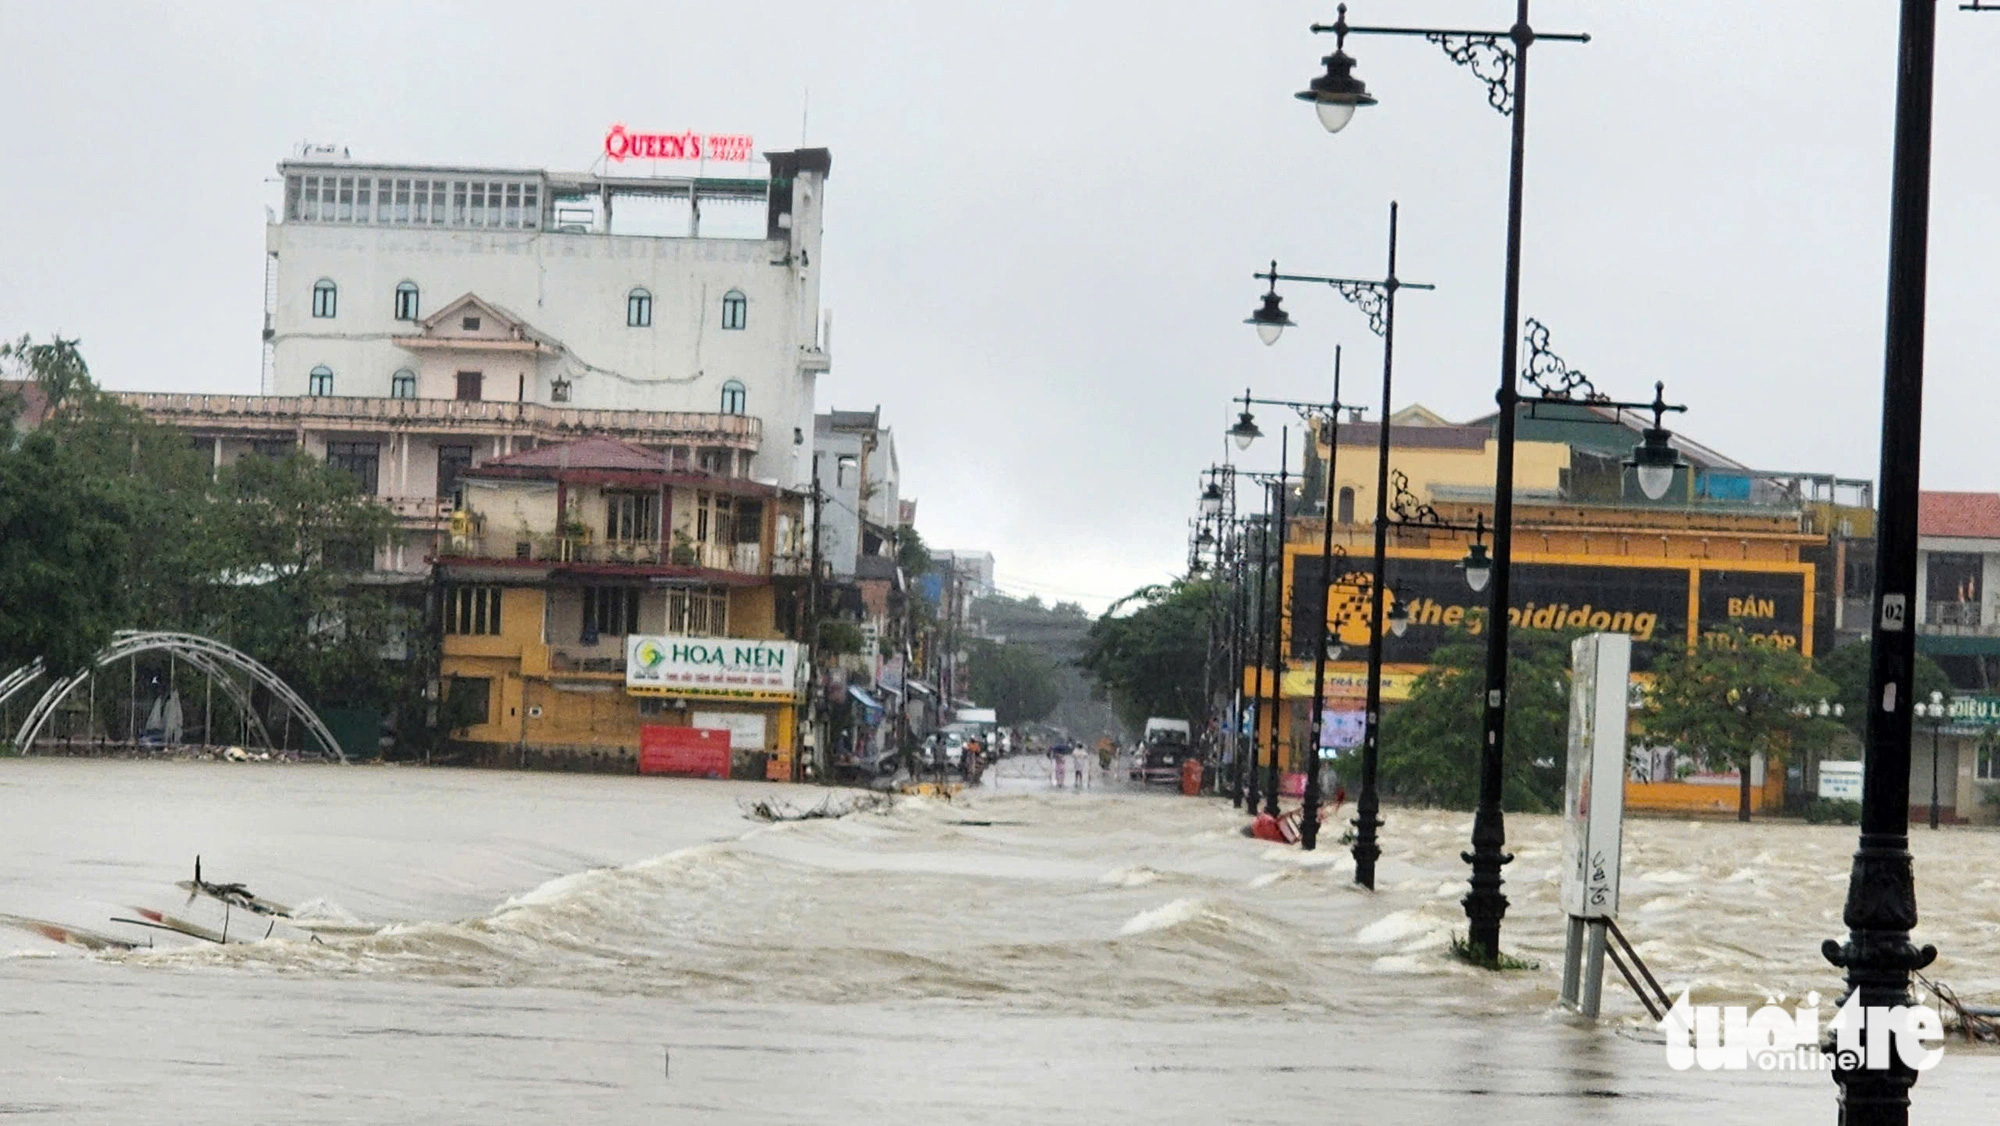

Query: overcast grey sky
[[4, 1, 1997, 612]]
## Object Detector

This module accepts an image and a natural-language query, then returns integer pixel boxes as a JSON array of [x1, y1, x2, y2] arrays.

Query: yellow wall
[[442, 584, 796, 768], [1319, 427, 1570, 530]]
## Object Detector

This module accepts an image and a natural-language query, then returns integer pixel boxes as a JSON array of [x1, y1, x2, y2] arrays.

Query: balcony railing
[[387, 495, 454, 522], [1925, 601, 1984, 629], [117, 392, 763, 448], [439, 533, 767, 575]]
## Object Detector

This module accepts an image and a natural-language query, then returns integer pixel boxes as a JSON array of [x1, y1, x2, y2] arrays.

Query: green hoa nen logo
[[635, 640, 667, 671]]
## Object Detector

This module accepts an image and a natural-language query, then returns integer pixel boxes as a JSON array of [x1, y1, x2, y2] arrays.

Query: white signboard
[[1819, 760, 1863, 801], [625, 637, 802, 701], [1561, 633, 1631, 920], [692, 710, 768, 751]]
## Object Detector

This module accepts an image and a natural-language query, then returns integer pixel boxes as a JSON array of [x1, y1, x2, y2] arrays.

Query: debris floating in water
[[738, 793, 893, 822]]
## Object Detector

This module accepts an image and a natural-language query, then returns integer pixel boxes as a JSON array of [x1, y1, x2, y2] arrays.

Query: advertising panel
[[638, 725, 731, 778], [626, 637, 802, 701], [1289, 552, 1812, 672]]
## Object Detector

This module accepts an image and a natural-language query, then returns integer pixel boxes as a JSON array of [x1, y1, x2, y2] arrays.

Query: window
[[1337, 487, 1356, 525], [550, 376, 572, 404], [325, 440, 380, 495], [604, 492, 659, 543], [446, 676, 492, 727], [445, 585, 503, 636], [311, 279, 337, 319], [250, 439, 295, 459], [394, 282, 420, 321], [455, 372, 483, 401], [720, 379, 747, 416], [308, 365, 334, 396], [665, 586, 730, 637], [436, 445, 474, 502], [461, 316, 481, 332], [733, 499, 763, 545], [627, 287, 652, 328], [1980, 742, 2000, 781], [721, 289, 747, 330], [581, 585, 641, 641], [390, 369, 417, 399], [693, 491, 735, 546]]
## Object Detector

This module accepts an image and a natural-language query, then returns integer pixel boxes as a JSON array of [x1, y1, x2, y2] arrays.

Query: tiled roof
[[483, 436, 666, 472], [1920, 491, 2000, 540]]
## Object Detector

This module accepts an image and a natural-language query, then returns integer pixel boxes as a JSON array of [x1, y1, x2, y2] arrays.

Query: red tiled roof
[[482, 436, 666, 472], [1919, 491, 2000, 539]]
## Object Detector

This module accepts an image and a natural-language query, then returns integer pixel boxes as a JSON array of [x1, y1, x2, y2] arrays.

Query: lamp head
[[1199, 482, 1225, 516], [1229, 410, 1263, 451], [1386, 600, 1409, 638], [1246, 290, 1294, 347], [1296, 49, 1377, 135], [1461, 542, 1493, 593]]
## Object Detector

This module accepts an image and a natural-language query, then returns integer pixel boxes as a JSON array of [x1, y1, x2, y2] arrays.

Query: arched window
[[721, 289, 748, 330], [627, 287, 652, 327], [308, 365, 334, 396], [394, 281, 420, 321], [719, 379, 747, 415], [311, 279, 337, 319], [390, 369, 417, 399], [1337, 487, 1356, 525]]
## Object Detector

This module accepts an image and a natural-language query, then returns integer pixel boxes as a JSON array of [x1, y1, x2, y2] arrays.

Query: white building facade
[[123, 148, 831, 576], [263, 149, 830, 489]]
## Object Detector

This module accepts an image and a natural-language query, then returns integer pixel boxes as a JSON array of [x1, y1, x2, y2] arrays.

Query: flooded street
[[3, 756, 1997, 1124]]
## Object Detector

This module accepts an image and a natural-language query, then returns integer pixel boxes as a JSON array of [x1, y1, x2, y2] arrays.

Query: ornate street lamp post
[[1242, 204, 1433, 871], [1301, 1, 1596, 960]]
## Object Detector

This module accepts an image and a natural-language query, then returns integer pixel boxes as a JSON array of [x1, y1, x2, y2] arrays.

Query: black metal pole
[[1825, 1, 1938, 1121], [1224, 506, 1240, 808], [1246, 500, 1269, 815], [1302, 353, 1344, 850], [1265, 429, 1289, 818], [1354, 203, 1401, 889], [1929, 720, 1941, 831], [1462, 0, 1533, 962]]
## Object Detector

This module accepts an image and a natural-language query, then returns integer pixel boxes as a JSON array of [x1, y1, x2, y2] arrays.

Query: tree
[[1644, 629, 1842, 821], [967, 639, 1060, 726], [1079, 580, 1217, 734], [1379, 628, 1572, 813], [1815, 640, 1952, 740]]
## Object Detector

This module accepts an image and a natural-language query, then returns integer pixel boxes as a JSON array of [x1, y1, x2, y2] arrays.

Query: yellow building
[[436, 436, 807, 777], [1247, 403, 1868, 815]]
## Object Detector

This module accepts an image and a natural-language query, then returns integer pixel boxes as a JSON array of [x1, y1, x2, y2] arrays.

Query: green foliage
[[818, 619, 866, 656], [1815, 640, 1952, 738], [966, 638, 1061, 726], [1080, 579, 1218, 733], [1802, 797, 1862, 825], [894, 524, 932, 580], [1378, 628, 1572, 813], [1644, 627, 1841, 821], [0, 335, 409, 717], [1450, 934, 1540, 971]]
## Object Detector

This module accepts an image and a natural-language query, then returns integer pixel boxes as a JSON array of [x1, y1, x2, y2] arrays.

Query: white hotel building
[[121, 147, 833, 574]]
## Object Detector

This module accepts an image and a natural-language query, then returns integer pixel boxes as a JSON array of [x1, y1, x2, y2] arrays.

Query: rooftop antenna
[[801, 86, 810, 146]]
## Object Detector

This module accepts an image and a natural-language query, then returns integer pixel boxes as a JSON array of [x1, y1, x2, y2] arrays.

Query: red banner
[[639, 726, 732, 778]]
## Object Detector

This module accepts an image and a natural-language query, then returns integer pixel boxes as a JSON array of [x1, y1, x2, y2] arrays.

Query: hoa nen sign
[[626, 637, 802, 701]]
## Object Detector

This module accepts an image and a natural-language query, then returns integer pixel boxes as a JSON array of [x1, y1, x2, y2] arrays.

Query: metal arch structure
[[10, 632, 346, 763], [0, 662, 44, 711]]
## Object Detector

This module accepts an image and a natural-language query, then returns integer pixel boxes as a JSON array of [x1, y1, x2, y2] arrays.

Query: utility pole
[[803, 464, 824, 783]]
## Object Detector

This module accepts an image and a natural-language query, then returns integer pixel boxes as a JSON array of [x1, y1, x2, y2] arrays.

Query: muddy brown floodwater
[[2, 757, 1995, 1124]]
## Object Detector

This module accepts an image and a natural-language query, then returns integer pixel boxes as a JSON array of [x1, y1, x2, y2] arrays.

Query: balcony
[[1924, 601, 1988, 634], [439, 533, 767, 576], [117, 392, 763, 450], [387, 495, 454, 523]]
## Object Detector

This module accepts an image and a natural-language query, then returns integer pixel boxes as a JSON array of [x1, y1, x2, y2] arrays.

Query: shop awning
[[905, 680, 938, 700], [848, 686, 884, 714]]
